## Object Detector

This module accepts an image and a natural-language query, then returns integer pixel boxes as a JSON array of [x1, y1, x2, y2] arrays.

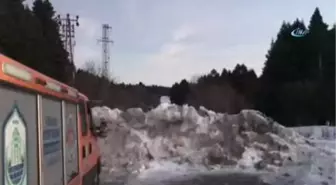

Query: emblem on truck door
[[3, 105, 27, 185]]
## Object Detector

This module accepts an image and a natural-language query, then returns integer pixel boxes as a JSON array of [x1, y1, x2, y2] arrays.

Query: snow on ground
[[93, 97, 336, 185], [292, 126, 336, 140]]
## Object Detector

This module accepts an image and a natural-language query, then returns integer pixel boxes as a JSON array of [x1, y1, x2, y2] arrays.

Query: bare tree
[[83, 60, 101, 76]]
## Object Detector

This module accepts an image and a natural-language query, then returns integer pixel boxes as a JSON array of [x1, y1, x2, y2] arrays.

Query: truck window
[[64, 102, 79, 182], [79, 102, 88, 136], [41, 96, 63, 185]]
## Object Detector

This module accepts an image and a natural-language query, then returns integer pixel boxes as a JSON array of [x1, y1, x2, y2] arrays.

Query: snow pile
[[93, 99, 335, 185], [93, 98, 336, 185], [91, 106, 122, 124]]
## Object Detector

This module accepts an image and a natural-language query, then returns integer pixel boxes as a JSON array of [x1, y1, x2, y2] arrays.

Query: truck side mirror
[[87, 100, 110, 137], [88, 106, 108, 138], [90, 119, 108, 138]]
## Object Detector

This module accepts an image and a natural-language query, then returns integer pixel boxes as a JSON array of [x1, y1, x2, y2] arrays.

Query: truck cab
[[78, 93, 102, 185], [0, 53, 102, 185]]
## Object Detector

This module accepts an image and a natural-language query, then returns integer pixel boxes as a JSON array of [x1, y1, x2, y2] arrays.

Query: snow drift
[[92, 97, 335, 185]]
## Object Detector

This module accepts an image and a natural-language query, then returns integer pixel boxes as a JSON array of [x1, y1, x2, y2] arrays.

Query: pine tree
[[259, 13, 307, 125], [257, 7, 334, 126], [169, 79, 190, 105], [307, 7, 329, 80], [32, 0, 73, 84], [0, 0, 47, 72]]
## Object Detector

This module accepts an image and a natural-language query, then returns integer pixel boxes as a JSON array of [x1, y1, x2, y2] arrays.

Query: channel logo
[[291, 28, 309, 37]]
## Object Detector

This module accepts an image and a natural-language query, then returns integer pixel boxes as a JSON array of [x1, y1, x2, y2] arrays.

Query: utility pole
[[98, 24, 113, 79], [56, 14, 79, 86]]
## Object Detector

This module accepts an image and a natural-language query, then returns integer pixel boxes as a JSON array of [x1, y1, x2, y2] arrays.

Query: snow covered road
[[145, 174, 266, 185], [156, 173, 267, 185], [101, 171, 269, 185]]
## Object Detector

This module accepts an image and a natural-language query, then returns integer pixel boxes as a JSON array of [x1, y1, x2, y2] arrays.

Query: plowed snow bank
[[92, 98, 335, 185]]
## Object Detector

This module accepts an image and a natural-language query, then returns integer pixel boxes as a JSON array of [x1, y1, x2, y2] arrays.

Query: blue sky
[[26, 0, 335, 86]]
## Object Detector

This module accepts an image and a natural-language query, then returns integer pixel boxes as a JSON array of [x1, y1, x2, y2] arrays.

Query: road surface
[[101, 172, 270, 185]]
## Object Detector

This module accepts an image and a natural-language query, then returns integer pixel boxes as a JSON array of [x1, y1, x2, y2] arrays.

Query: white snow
[[292, 126, 336, 140], [237, 147, 263, 169], [91, 106, 122, 125], [93, 99, 336, 185]]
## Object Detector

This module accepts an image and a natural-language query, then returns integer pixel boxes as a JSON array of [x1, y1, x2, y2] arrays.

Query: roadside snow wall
[[91, 99, 325, 182]]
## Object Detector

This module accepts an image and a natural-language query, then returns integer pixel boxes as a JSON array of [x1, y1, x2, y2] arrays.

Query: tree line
[[0, 0, 74, 84], [170, 8, 335, 127], [0, 0, 334, 126]]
